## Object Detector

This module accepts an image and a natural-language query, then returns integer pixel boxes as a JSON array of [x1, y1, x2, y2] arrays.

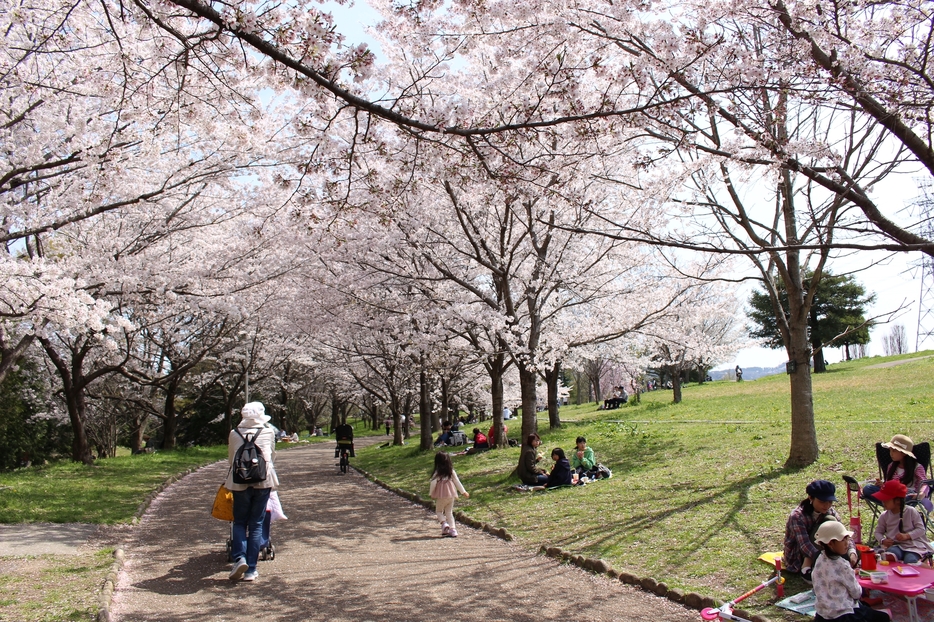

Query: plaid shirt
[[783, 505, 853, 572]]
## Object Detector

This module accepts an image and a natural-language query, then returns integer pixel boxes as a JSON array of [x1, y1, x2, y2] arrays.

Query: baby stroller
[[225, 508, 276, 562]]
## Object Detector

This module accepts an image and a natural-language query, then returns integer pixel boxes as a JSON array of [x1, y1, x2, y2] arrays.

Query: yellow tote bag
[[211, 484, 234, 521]]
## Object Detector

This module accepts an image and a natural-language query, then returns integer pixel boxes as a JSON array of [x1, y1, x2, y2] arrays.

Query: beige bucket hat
[[882, 434, 916, 458]]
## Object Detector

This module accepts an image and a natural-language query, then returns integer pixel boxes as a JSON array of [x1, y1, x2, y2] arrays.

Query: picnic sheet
[[776, 590, 816, 617]]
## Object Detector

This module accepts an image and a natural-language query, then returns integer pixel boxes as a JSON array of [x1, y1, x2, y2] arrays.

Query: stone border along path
[[107, 439, 765, 622]]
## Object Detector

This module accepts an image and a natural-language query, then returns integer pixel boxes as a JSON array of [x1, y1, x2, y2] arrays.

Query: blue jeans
[[886, 545, 921, 564], [232, 487, 271, 572]]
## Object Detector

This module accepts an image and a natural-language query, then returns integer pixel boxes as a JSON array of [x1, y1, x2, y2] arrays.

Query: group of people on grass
[[426, 433, 606, 537], [783, 434, 932, 622], [516, 434, 604, 489]]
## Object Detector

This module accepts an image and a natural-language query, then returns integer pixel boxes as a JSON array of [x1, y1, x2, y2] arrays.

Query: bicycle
[[338, 445, 351, 474], [334, 422, 355, 474]]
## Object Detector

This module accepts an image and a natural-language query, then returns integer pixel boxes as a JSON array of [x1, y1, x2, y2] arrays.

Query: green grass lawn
[[0, 446, 229, 523], [355, 351, 934, 619]]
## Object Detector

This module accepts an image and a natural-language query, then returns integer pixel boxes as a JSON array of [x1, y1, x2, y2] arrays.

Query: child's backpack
[[232, 427, 268, 485]]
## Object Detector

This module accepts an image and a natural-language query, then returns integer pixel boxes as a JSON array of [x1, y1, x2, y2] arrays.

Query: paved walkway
[[110, 440, 698, 622]]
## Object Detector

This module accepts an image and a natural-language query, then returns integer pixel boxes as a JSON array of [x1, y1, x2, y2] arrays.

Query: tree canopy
[[748, 272, 876, 372]]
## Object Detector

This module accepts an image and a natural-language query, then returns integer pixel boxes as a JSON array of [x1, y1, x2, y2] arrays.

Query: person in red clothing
[[465, 428, 489, 455]]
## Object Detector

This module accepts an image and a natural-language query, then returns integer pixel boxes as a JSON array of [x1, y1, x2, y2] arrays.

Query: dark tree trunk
[[518, 362, 538, 448], [544, 360, 561, 428], [330, 393, 341, 433], [671, 366, 683, 404], [162, 377, 180, 450], [438, 376, 450, 429], [420, 369, 433, 450], [484, 349, 507, 448]]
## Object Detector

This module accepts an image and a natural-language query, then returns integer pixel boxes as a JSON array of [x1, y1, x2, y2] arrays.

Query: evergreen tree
[[748, 272, 875, 373]]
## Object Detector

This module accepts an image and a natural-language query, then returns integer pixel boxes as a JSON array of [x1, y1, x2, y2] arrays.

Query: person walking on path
[[429, 452, 468, 537], [227, 401, 278, 582]]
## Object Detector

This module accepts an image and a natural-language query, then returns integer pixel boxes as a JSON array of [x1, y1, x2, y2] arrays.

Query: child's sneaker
[[242, 571, 258, 582], [448, 528, 458, 537], [441, 524, 450, 537]]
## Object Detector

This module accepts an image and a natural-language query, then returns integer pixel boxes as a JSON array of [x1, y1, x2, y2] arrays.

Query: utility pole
[[917, 187, 934, 352]]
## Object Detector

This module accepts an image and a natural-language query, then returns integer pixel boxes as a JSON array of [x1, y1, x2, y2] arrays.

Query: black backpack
[[232, 427, 268, 485]]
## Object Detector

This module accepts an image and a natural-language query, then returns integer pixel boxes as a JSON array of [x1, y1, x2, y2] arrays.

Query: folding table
[[857, 564, 934, 622]]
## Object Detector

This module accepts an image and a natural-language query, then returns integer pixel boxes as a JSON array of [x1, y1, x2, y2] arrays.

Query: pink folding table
[[857, 564, 934, 622]]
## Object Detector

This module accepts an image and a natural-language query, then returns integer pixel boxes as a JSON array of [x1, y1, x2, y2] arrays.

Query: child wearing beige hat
[[812, 521, 890, 622], [862, 434, 928, 505]]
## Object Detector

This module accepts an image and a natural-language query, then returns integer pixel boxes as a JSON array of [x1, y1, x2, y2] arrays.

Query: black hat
[[806, 479, 837, 502]]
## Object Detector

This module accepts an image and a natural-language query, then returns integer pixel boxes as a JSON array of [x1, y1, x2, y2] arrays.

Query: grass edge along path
[[355, 352, 934, 622]]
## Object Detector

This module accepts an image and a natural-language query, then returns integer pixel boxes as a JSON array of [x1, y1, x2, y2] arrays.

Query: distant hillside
[[709, 364, 786, 381]]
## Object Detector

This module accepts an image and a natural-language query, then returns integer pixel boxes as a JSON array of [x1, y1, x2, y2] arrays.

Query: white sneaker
[[441, 524, 450, 536], [449, 528, 458, 537], [229, 558, 248, 581], [242, 571, 258, 582]]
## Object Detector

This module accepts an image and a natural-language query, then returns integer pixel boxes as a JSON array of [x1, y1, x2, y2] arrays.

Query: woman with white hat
[[226, 402, 278, 582]]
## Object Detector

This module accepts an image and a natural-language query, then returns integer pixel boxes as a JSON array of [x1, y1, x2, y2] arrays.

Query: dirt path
[[110, 440, 698, 622], [865, 355, 934, 369]]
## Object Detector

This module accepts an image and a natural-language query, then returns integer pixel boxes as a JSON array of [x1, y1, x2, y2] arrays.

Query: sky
[[323, 1, 934, 370]]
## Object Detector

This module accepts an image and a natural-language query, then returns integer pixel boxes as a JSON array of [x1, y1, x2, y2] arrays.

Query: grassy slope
[[355, 352, 934, 618]]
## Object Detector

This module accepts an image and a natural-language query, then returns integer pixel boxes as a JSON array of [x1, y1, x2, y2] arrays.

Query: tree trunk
[[518, 361, 538, 451], [0, 333, 36, 387], [39, 337, 94, 464], [438, 376, 449, 429], [485, 351, 507, 447], [66, 388, 93, 464], [782, 169, 820, 467], [786, 322, 819, 467], [130, 412, 146, 454], [162, 377, 179, 450], [544, 360, 561, 428], [671, 366, 683, 404], [329, 394, 341, 433], [419, 369, 433, 450]]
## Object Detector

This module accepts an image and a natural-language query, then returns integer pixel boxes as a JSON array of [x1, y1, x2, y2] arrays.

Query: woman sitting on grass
[[517, 433, 549, 486], [783, 480, 857, 583], [571, 436, 596, 478]]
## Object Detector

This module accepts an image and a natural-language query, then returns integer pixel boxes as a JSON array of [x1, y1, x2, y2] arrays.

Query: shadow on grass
[[559, 467, 791, 564]]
